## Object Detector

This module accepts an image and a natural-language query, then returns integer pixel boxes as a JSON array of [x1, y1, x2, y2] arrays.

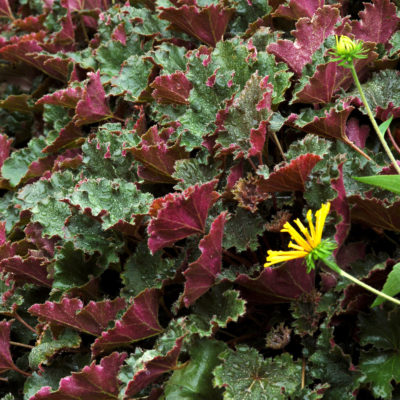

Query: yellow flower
[[264, 202, 333, 270], [329, 35, 368, 68]]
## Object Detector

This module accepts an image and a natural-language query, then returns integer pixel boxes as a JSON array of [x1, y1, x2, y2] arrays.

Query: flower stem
[[350, 63, 400, 174], [322, 257, 400, 306]]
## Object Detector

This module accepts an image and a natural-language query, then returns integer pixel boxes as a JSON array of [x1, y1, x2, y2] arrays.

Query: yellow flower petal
[[281, 222, 313, 252], [264, 249, 308, 268]]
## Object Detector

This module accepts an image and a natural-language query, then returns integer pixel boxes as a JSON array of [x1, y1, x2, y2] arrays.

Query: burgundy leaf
[[43, 122, 83, 154], [0, 134, 12, 169], [257, 153, 322, 193], [345, 117, 370, 148], [267, 6, 339, 75], [124, 336, 184, 396], [29, 352, 126, 400], [73, 71, 112, 126], [24, 154, 58, 182], [33, 53, 70, 80], [182, 212, 227, 307], [0, 256, 53, 287], [349, 196, 400, 232], [0, 320, 17, 374], [0, 221, 5, 246], [292, 46, 378, 104], [148, 181, 220, 253], [24, 223, 58, 258], [52, 148, 83, 171], [0, 0, 13, 19], [292, 103, 355, 145], [0, 34, 68, 81], [159, 4, 234, 47], [351, 0, 399, 44], [272, 0, 324, 19], [151, 71, 192, 105], [91, 289, 162, 356], [128, 140, 189, 184], [236, 259, 315, 304], [112, 22, 127, 45], [36, 86, 83, 109], [0, 94, 33, 113], [28, 297, 126, 336], [14, 16, 45, 33], [331, 162, 350, 251]]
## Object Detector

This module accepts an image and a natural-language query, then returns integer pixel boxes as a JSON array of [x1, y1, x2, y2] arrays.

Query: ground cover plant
[[1, 0, 400, 398]]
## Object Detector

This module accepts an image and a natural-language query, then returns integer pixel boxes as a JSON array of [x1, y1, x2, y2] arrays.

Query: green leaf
[[349, 70, 400, 115], [213, 346, 301, 399], [109, 55, 153, 101], [52, 242, 108, 293], [216, 73, 272, 156], [81, 123, 139, 181], [187, 286, 246, 337], [223, 208, 264, 252], [308, 323, 360, 399], [172, 151, 221, 191], [28, 328, 81, 369], [24, 354, 90, 400], [358, 307, 400, 398], [121, 243, 179, 298], [66, 178, 153, 230], [372, 262, 400, 306], [17, 171, 77, 237], [63, 212, 123, 265], [378, 114, 393, 137], [1, 137, 46, 187], [162, 338, 227, 400], [353, 175, 400, 195]]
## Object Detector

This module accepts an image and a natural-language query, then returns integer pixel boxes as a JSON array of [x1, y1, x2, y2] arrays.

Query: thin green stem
[[350, 64, 400, 174], [322, 257, 400, 306]]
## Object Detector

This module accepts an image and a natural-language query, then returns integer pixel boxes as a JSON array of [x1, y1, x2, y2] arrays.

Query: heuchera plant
[[1, 0, 400, 399]]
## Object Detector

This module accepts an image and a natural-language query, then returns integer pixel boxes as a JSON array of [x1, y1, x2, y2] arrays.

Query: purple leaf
[[91, 289, 163, 356], [124, 336, 184, 396], [73, 71, 112, 126], [331, 162, 350, 251], [127, 129, 189, 183], [0, 133, 12, 169], [0, 320, 17, 374], [24, 223, 58, 258], [0, 33, 68, 81], [36, 86, 83, 109], [29, 352, 127, 400], [267, 6, 339, 74], [257, 154, 322, 193], [272, 0, 324, 19], [28, 297, 126, 336], [351, 0, 399, 44], [0, 256, 53, 287], [0, 0, 13, 19], [349, 196, 400, 232], [43, 122, 83, 154], [236, 259, 315, 304], [159, 4, 234, 47], [292, 103, 355, 145], [148, 181, 220, 253], [151, 71, 193, 105], [346, 117, 370, 148], [182, 212, 227, 307]]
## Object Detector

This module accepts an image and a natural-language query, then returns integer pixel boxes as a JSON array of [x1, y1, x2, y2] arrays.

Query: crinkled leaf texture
[[29, 352, 127, 400], [213, 345, 301, 399], [91, 289, 163, 356], [182, 211, 227, 307], [147, 181, 220, 253]]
